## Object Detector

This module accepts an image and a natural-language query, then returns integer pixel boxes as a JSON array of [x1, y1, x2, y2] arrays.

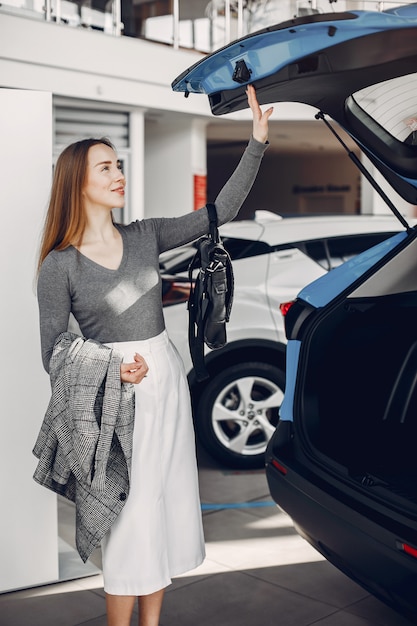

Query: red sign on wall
[[194, 174, 207, 211]]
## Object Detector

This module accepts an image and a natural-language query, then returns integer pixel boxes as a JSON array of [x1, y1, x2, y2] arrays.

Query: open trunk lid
[[172, 5, 417, 207]]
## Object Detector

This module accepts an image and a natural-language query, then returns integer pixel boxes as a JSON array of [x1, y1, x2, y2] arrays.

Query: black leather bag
[[187, 203, 234, 381]]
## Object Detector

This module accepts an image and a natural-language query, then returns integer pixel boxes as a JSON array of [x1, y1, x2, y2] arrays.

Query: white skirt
[[101, 330, 205, 596]]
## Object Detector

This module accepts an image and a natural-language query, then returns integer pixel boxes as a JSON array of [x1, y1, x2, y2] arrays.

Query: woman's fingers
[[120, 353, 149, 384], [246, 84, 273, 144], [246, 84, 259, 113]]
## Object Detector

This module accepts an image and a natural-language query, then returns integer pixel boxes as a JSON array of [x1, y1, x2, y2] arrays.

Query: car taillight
[[280, 300, 295, 317], [161, 277, 192, 307], [281, 298, 316, 340], [400, 543, 417, 559], [271, 459, 288, 475]]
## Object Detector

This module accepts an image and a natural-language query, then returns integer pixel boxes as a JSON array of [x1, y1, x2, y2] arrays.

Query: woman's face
[[82, 143, 126, 211]]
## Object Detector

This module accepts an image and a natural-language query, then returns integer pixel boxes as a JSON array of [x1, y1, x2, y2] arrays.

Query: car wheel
[[195, 361, 285, 469]]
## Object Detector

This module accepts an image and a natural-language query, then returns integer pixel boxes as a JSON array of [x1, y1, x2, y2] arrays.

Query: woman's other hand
[[246, 84, 274, 144], [120, 352, 149, 384]]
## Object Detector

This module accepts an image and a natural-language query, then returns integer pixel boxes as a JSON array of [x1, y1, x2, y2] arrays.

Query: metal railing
[[0, 0, 413, 52]]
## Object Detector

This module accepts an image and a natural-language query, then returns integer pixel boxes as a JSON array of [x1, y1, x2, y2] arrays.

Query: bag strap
[[187, 243, 209, 381], [225, 255, 234, 322], [206, 202, 220, 243]]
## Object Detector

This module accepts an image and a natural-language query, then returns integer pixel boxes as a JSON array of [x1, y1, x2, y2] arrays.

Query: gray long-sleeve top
[[37, 137, 268, 371]]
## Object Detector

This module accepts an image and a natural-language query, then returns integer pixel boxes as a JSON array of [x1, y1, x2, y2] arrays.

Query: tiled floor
[[1, 447, 415, 626]]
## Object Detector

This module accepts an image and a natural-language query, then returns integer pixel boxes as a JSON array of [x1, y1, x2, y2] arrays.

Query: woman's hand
[[246, 84, 274, 144], [120, 352, 149, 384]]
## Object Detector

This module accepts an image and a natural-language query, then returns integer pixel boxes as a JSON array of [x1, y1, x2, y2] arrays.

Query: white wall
[[0, 89, 59, 592], [145, 117, 197, 218]]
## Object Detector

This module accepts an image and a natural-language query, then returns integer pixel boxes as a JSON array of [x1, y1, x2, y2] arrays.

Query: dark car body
[[172, 4, 417, 620]]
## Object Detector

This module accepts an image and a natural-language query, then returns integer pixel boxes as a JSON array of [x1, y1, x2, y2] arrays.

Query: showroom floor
[[0, 445, 414, 626]]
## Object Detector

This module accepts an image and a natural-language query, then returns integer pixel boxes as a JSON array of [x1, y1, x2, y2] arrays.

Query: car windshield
[[352, 72, 417, 144]]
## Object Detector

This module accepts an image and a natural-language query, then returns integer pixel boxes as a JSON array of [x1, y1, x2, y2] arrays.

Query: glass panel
[[52, 0, 115, 32], [352, 73, 417, 145], [135, 0, 172, 42], [326, 232, 396, 266], [0, 0, 45, 19], [222, 237, 270, 260], [2, 1, 414, 47], [301, 239, 330, 270]]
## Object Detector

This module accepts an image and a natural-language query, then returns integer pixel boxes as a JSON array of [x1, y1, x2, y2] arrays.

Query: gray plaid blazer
[[33, 332, 135, 562]]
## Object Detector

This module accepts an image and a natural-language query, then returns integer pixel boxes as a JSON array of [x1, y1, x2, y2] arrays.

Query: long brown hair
[[37, 137, 115, 271]]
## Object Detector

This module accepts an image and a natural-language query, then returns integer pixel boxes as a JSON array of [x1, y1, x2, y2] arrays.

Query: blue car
[[173, 4, 417, 620]]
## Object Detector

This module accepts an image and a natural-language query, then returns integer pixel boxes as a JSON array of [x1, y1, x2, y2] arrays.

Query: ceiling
[[145, 106, 359, 155], [206, 117, 359, 155]]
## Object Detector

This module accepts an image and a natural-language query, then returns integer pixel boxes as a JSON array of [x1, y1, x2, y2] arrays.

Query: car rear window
[[295, 232, 397, 271], [346, 72, 417, 187], [222, 237, 270, 260], [352, 73, 417, 145]]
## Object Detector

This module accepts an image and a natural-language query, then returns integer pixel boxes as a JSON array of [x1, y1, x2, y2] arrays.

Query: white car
[[161, 211, 409, 469]]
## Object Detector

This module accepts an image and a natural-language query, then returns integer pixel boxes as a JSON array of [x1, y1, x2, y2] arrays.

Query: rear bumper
[[266, 458, 417, 621]]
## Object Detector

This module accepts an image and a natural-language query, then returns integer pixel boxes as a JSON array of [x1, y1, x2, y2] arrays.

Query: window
[[299, 232, 397, 270], [352, 73, 417, 145]]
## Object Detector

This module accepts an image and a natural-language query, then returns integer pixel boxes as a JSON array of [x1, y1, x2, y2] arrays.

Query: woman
[[36, 85, 273, 626]]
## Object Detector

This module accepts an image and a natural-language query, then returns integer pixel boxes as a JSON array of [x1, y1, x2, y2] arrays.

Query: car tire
[[195, 361, 285, 469]]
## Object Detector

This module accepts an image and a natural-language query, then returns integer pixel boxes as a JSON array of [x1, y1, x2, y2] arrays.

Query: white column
[[144, 115, 207, 218], [0, 89, 59, 592], [129, 108, 146, 222]]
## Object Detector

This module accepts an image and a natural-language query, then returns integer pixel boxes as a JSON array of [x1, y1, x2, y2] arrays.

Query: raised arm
[[156, 86, 273, 252], [214, 84, 273, 223]]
